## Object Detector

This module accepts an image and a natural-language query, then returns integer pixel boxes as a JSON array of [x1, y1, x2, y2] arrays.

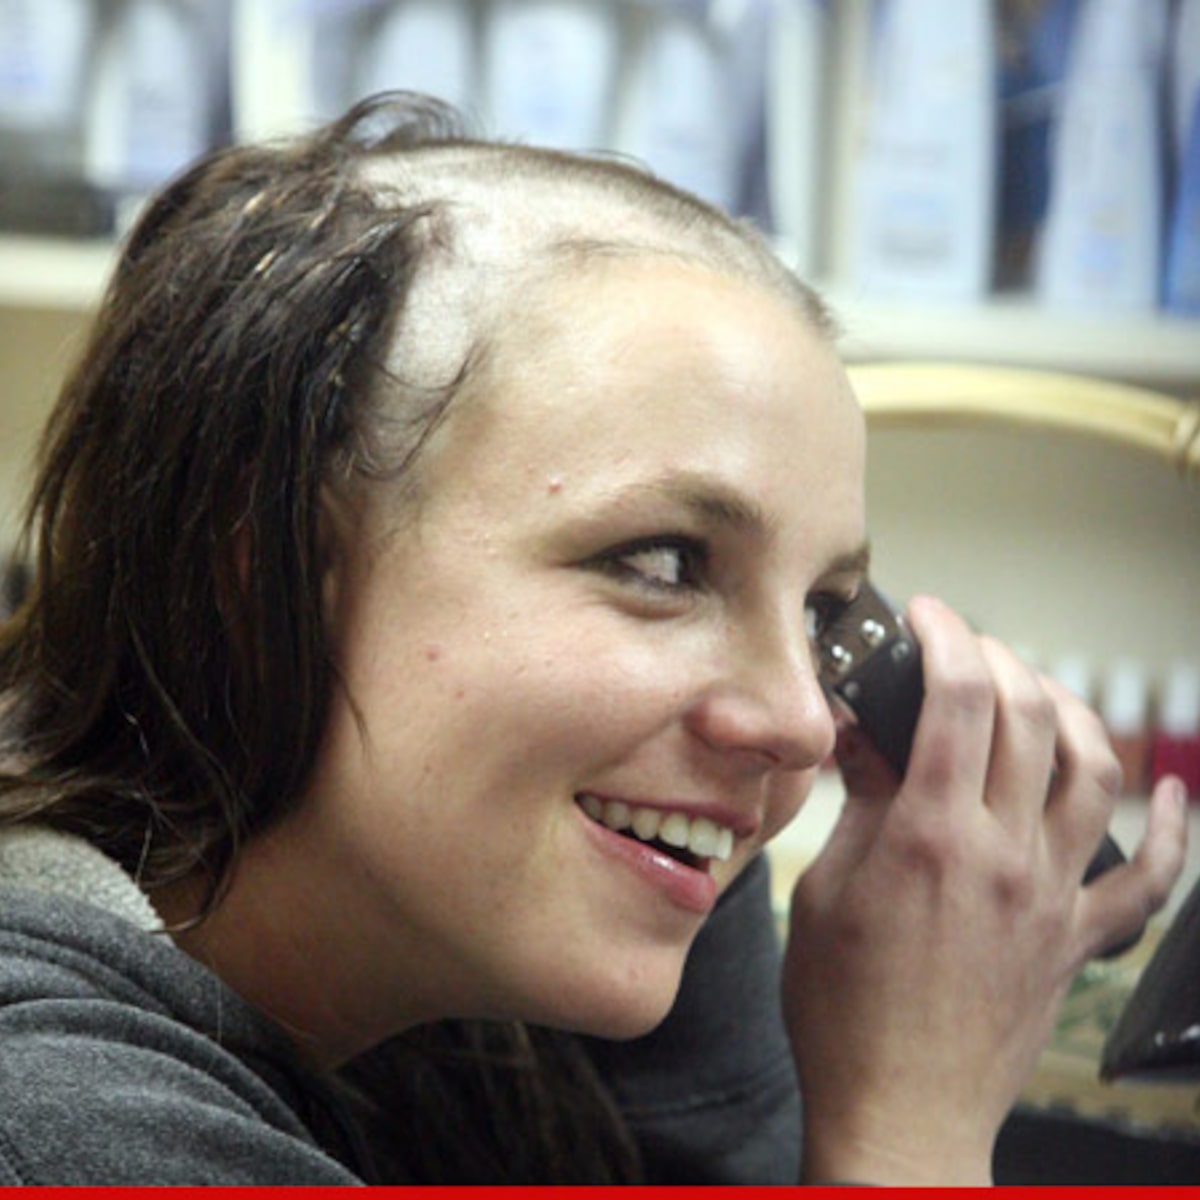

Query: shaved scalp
[[355, 131, 834, 409]]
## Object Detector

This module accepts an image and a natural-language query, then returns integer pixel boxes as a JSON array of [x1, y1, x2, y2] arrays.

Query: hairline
[[357, 136, 838, 337]]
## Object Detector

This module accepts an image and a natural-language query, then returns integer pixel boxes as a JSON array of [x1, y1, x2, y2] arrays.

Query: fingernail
[[1170, 776, 1191, 810]]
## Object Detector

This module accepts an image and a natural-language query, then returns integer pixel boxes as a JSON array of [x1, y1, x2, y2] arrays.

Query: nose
[[683, 634, 837, 772]]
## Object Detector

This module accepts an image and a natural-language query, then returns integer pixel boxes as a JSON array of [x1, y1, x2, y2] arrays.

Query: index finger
[[899, 595, 995, 813]]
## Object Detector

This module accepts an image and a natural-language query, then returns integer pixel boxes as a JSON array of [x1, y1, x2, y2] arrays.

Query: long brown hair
[[0, 93, 821, 1182], [0, 95, 468, 896]]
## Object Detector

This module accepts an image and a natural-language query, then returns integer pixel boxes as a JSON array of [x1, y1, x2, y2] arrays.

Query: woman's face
[[304, 256, 867, 1039]]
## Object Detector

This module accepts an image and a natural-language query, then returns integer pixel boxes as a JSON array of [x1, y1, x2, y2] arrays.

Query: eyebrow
[[824, 541, 872, 580], [633, 472, 772, 536], [620, 471, 872, 578]]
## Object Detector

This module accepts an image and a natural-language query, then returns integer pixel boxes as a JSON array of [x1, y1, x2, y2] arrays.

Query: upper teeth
[[577, 794, 734, 862]]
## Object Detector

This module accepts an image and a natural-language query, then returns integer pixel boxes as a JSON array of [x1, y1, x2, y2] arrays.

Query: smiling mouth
[[576, 793, 734, 869]]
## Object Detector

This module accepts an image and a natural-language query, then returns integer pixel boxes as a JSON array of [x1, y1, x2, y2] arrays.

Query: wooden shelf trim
[[850, 361, 1200, 485]]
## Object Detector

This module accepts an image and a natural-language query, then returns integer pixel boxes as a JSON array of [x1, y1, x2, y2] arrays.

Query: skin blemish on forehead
[[547, 477, 564, 495]]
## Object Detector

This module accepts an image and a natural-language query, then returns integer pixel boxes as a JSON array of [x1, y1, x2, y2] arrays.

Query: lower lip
[[577, 808, 718, 916]]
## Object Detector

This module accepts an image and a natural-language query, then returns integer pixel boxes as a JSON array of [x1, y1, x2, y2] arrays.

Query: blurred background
[[2, 0, 1200, 1180]]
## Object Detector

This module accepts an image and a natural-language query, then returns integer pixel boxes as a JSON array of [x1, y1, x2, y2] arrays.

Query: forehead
[[488, 255, 815, 391], [412, 256, 864, 546], [481, 255, 853, 442]]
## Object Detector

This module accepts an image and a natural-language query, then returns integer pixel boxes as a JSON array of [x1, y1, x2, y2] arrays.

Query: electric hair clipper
[[815, 581, 1142, 958]]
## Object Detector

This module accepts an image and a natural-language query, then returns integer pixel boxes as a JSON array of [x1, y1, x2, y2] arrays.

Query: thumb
[[836, 723, 902, 801]]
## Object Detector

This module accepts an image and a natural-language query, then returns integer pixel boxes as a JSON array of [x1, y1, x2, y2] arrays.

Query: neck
[[154, 818, 430, 1068]]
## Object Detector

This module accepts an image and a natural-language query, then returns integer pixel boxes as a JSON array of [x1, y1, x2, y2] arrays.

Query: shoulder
[[0, 1004, 363, 1185], [0, 886, 363, 1185]]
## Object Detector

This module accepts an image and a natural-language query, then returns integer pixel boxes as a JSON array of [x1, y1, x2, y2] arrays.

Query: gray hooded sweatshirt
[[0, 827, 799, 1185]]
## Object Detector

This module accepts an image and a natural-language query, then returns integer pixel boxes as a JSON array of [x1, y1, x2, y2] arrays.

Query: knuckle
[[939, 667, 995, 720], [1009, 683, 1056, 731], [1081, 744, 1124, 800], [990, 849, 1037, 911], [983, 637, 1051, 719], [1097, 754, 1125, 801], [1076, 704, 1111, 745], [1140, 877, 1171, 920], [894, 816, 968, 880]]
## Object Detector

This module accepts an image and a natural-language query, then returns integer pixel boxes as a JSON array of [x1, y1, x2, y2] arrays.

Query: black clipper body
[[814, 581, 1141, 958], [815, 581, 923, 777]]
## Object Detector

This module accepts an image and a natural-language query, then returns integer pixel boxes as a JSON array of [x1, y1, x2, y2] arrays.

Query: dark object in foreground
[[1102, 869, 1200, 1082]]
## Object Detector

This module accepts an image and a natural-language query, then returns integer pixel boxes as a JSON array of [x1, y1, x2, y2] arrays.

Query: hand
[[782, 595, 1188, 1186]]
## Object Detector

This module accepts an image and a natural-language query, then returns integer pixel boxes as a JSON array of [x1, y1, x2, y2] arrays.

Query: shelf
[[820, 283, 1200, 392], [847, 362, 1200, 484], [1, 234, 1198, 390], [0, 235, 117, 313]]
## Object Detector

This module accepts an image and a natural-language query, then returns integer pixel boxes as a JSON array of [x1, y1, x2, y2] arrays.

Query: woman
[[0, 93, 1187, 1185]]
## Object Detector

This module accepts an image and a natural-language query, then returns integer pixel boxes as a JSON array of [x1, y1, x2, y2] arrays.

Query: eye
[[804, 590, 854, 643], [597, 535, 708, 594]]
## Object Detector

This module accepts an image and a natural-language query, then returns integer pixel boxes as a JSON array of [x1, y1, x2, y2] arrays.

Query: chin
[[528, 958, 687, 1043], [584, 1005, 675, 1043]]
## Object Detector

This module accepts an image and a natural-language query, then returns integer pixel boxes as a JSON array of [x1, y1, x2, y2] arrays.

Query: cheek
[[342, 613, 698, 792]]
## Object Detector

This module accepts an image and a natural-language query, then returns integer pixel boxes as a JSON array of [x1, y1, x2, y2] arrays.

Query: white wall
[[864, 424, 1200, 684], [0, 307, 91, 552]]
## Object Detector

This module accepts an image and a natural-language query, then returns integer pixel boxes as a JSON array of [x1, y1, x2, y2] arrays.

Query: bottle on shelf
[[765, 0, 828, 271], [1151, 660, 1200, 801], [482, 0, 618, 151], [1100, 657, 1151, 797], [995, 0, 1077, 290], [0, 0, 108, 236], [86, 0, 216, 207], [314, 0, 478, 121], [365, 1, 476, 113], [851, 0, 998, 302], [0, 0, 95, 176], [1165, 79, 1200, 314], [1036, 0, 1169, 312], [616, 1, 742, 215], [1172, 0, 1200, 168]]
